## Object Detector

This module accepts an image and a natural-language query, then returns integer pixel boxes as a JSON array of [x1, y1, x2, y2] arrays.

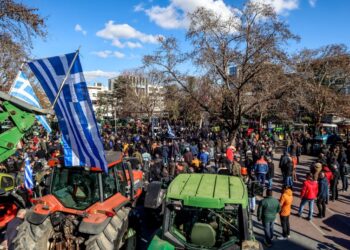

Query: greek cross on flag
[[9, 71, 52, 133], [28, 52, 107, 172], [24, 154, 33, 190]]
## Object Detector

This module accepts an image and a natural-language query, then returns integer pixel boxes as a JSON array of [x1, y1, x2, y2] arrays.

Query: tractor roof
[[167, 174, 248, 209]]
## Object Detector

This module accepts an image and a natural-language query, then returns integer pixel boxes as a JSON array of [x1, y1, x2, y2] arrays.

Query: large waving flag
[[9, 71, 52, 133], [24, 154, 33, 190], [27, 52, 107, 172]]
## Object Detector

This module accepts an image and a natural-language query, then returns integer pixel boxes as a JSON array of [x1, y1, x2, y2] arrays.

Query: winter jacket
[[280, 188, 293, 216], [267, 162, 275, 179], [300, 179, 318, 200], [226, 147, 234, 162], [279, 154, 289, 169], [323, 166, 333, 184], [199, 152, 209, 165], [254, 158, 268, 174], [317, 177, 329, 200], [183, 151, 193, 165], [232, 161, 241, 177], [257, 196, 281, 223]]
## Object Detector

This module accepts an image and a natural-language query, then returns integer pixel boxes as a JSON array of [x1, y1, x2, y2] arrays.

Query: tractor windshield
[[168, 204, 242, 249], [51, 167, 100, 210]]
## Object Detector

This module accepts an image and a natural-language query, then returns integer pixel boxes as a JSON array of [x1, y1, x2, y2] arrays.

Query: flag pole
[[8, 62, 25, 94], [51, 47, 81, 109]]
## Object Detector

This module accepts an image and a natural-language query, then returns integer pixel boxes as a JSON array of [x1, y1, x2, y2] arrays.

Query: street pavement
[[252, 154, 350, 250]]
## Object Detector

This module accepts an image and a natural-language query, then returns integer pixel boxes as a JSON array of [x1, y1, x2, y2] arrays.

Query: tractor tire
[[86, 207, 132, 250], [13, 217, 53, 250]]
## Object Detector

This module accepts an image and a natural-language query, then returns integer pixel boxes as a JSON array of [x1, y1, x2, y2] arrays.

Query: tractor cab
[[148, 174, 262, 250], [19, 151, 143, 249], [50, 151, 143, 210]]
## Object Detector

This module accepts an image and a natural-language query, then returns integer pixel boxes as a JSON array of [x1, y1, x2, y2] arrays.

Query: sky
[[22, 0, 350, 85]]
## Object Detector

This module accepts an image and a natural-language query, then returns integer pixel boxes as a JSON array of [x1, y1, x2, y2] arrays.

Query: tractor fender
[[79, 217, 112, 235], [79, 201, 131, 235], [26, 210, 49, 225], [144, 181, 166, 209]]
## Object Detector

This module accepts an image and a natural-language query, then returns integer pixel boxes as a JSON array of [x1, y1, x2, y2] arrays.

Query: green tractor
[[147, 174, 262, 250]]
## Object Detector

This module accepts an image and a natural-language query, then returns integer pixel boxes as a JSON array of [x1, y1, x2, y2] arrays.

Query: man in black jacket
[[280, 152, 293, 187]]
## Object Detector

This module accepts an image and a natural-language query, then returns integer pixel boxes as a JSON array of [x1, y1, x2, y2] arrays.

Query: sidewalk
[[252, 154, 350, 250]]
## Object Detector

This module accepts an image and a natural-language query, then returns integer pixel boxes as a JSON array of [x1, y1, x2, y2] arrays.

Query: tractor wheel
[[13, 217, 54, 250], [86, 207, 132, 250]]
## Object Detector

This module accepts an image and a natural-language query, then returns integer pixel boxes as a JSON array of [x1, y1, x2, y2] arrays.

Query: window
[[1, 176, 13, 189], [51, 167, 100, 210], [102, 167, 118, 199]]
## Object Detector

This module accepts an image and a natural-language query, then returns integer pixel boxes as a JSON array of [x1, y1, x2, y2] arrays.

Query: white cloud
[[92, 50, 125, 59], [96, 21, 161, 48], [252, 0, 299, 14], [308, 0, 317, 7], [134, 3, 145, 12], [113, 51, 125, 58], [74, 24, 87, 35], [144, 0, 237, 29], [126, 41, 143, 48], [144, 0, 300, 29], [84, 70, 119, 81]]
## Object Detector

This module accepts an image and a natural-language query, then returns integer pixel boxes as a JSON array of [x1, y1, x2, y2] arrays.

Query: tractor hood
[[166, 174, 248, 209]]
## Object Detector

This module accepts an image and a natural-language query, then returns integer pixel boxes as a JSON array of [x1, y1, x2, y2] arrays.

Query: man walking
[[254, 155, 269, 185], [278, 186, 293, 240], [317, 172, 329, 218], [258, 189, 281, 247], [298, 173, 318, 221]]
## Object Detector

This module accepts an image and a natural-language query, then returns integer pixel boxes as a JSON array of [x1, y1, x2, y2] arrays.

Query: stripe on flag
[[28, 53, 107, 172], [24, 154, 33, 190], [9, 71, 52, 133], [167, 121, 175, 138]]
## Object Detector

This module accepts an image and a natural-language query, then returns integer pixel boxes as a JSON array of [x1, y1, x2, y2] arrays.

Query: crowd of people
[[0, 120, 349, 249]]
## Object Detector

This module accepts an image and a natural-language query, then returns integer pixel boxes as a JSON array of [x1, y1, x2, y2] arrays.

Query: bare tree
[[144, 1, 298, 140], [294, 44, 350, 127], [0, 0, 46, 87]]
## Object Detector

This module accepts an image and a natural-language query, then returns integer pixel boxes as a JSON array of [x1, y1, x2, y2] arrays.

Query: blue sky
[[23, 0, 350, 85]]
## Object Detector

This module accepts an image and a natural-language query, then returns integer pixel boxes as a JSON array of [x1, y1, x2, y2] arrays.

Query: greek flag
[[24, 154, 33, 190], [28, 52, 107, 172], [167, 121, 175, 138], [9, 71, 52, 133]]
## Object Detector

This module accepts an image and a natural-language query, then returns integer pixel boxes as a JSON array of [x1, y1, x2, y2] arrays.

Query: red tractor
[[13, 151, 143, 250]]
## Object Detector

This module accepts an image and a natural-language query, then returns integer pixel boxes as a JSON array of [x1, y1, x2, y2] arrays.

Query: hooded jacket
[[323, 166, 333, 184], [300, 179, 318, 200], [280, 188, 293, 216], [257, 196, 281, 223]]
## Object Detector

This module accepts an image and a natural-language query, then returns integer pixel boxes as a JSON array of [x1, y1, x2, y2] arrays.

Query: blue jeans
[[162, 156, 168, 166], [263, 221, 274, 244], [267, 178, 273, 189], [284, 176, 293, 187], [257, 173, 266, 185], [298, 198, 315, 219]]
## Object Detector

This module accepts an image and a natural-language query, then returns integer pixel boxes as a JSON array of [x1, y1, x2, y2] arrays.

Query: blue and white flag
[[9, 71, 52, 133], [167, 121, 175, 138], [28, 52, 107, 172], [24, 154, 33, 190]]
